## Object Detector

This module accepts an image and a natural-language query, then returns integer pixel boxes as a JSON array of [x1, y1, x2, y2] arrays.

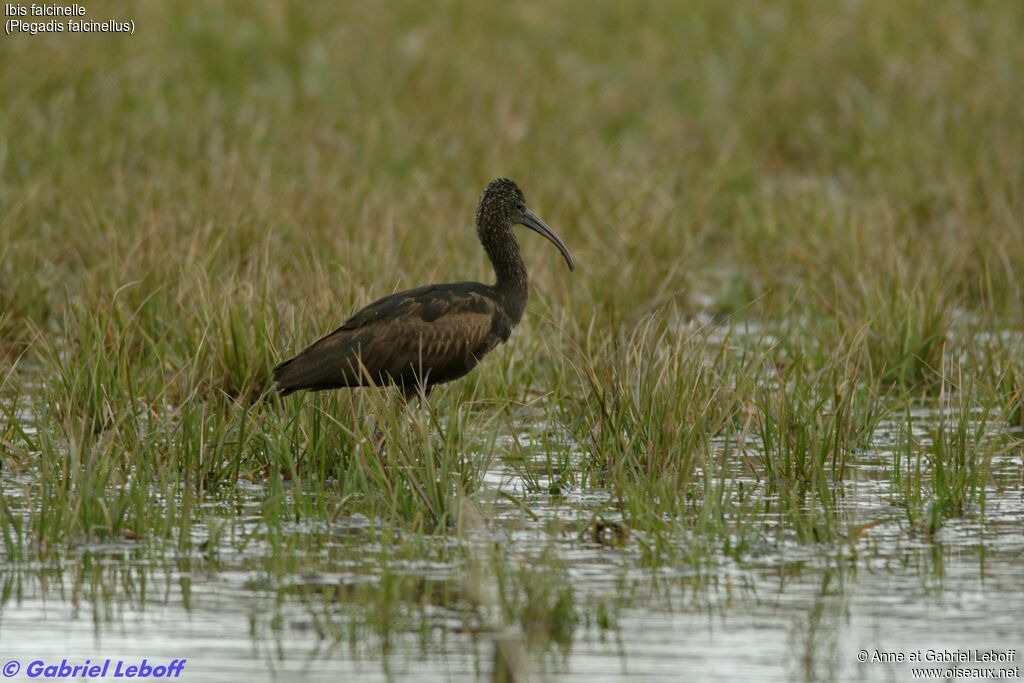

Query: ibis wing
[[335, 284, 444, 332], [359, 307, 502, 387], [274, 283, 510, 394]]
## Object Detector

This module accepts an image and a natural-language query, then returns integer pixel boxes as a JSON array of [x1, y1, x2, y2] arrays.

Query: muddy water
[[0, 413, 1021, 682]]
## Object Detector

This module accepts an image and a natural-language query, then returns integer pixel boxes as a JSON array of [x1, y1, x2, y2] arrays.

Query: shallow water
[[1, 407, 1022, 682]]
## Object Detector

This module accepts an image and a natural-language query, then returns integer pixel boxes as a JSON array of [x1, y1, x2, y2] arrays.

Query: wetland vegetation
[[1, 1, 1022, 680]]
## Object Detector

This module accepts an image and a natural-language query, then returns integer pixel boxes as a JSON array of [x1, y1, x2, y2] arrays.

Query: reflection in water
[[0, 408, 1022, 682]]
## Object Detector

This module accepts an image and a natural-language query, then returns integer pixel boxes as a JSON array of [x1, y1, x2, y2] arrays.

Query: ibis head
[[475, 178, 575, 272]]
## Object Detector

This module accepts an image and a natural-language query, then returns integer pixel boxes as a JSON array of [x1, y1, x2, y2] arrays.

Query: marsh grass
[[831, 268, 953, 391], [891, 411, 976, 538], [756, 345, 883, 519], [567, 317, 758, 495], [890, 369, 1006, 536], [288, 389, 502, 532]]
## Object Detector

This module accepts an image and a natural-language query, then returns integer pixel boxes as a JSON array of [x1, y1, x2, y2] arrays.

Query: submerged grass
[[756, 343, 883, 520], [568, 317, 756, 494], [890, 367, 1008, 536]]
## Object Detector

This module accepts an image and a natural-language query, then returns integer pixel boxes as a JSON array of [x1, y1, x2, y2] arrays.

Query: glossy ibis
[[273, 178, 574, 399]]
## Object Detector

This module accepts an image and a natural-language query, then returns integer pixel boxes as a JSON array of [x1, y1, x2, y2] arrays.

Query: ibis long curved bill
[[520, 209, 575, 271]]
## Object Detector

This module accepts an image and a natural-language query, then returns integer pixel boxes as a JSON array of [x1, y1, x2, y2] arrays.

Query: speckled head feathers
[[473, 177, 575, 274], [475, 177, 526, 231]]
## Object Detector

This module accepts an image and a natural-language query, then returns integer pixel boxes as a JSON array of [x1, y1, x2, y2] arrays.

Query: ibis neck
[[481, 228, 528, 322]]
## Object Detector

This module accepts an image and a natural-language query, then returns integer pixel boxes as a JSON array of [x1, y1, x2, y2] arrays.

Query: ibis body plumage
[[273, 178, 574, 398]]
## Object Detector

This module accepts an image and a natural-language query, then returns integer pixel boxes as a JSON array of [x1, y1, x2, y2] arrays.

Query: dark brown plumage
[[273, 178, 574, 398]]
